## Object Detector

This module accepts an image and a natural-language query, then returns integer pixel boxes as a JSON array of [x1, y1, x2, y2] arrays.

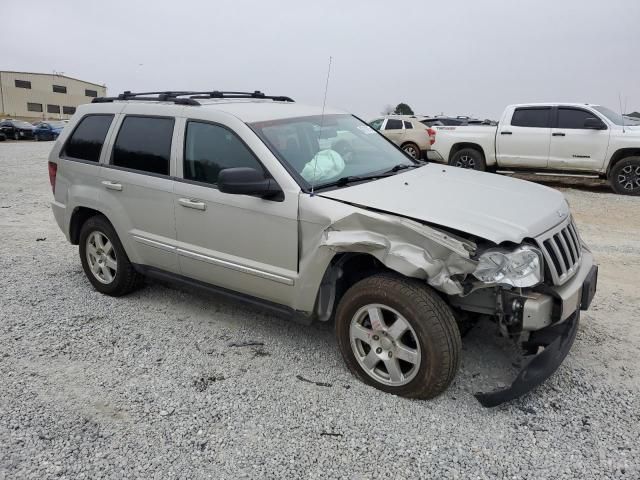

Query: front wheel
[[79, 215, 144, 296], [450, 148, 486, 171], [609, 156, 640, 195], [335, 274, 461, 399]]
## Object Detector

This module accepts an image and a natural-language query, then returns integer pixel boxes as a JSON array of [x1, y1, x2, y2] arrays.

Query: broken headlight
[[473, 246, 543, 288]]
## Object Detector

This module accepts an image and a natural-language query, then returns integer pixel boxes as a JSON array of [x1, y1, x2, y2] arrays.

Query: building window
[[47, 105, 61, 114], [52, 85, 67, 94], [63, 106, 76, 115], [27, 102, 43, 113], [15, 79, 32, 89], [85, 89, 98, 98]]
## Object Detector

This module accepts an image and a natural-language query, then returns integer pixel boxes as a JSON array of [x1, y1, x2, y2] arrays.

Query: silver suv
[[49, 90, 598, 406]]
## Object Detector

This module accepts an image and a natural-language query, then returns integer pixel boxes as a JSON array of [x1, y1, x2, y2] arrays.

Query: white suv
[[49, 90, 597, 406], [369, 115, 435, 160]]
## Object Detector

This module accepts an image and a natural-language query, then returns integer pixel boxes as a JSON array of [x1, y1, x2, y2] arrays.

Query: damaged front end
[[299, 195, 596, 407]]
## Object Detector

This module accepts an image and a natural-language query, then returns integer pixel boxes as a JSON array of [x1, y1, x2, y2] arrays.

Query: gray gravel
[[1, 142, 639, 479]]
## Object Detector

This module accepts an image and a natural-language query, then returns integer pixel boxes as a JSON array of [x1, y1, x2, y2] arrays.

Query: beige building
[[0, 71, 107, 121]]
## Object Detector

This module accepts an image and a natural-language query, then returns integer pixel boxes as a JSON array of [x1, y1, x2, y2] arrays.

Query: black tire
[[609, 156, 640, 196], [450, 147, 486, 171], [335, 273, 461, 399], [79, 215, 144, 296], [401, 142, 421, 160]]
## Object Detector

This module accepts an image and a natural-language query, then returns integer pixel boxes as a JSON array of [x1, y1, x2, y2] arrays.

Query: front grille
[[536, 218, 582, 285]]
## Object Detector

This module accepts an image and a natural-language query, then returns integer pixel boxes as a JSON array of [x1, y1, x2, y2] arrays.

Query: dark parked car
[[33, 121, 66, 141], [0, 120, 35, 140]]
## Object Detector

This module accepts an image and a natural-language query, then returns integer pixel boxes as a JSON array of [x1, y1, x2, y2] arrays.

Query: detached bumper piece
[[475, 310, 580, 408]]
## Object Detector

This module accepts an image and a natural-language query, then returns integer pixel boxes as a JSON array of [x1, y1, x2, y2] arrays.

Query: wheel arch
[[606, 148, 640, 176], [313, 252, 393, 322], [69, 206, 110, 245], [448, 142, 486, 163]]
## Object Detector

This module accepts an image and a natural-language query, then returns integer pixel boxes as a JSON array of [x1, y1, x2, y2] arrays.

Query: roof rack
[[92, 90, 295, 105]]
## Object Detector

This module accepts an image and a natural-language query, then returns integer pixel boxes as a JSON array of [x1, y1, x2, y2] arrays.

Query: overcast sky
[[3, 0, 639, 120]]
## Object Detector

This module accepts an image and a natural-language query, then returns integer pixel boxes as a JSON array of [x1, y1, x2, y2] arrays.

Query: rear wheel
[[79, 215, 144, 296], [402, 142, 421, 160], [335, 274, 461, 399], [609, 156, 640, 195], [450, 148, 486, 171]]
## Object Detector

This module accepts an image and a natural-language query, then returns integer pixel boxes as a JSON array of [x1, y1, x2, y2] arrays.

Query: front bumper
[[475, 260, 598, 407], [476, 309, 581, 407]]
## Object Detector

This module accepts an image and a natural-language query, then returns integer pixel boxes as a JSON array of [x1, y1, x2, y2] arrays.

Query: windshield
[[250, 114, 416, 189], [593, 106, 640, 126]]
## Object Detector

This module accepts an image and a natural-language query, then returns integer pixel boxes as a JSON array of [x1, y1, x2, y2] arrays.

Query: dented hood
[[320, 164, 569, 244]]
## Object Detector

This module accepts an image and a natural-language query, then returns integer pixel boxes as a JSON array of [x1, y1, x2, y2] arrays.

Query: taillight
[[48, 161, 57, 194], [427, 128, 436, 145]]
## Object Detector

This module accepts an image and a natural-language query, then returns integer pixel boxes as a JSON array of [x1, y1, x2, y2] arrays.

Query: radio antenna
[[310, 56, 332, 196], [619, 92, 626, 134]]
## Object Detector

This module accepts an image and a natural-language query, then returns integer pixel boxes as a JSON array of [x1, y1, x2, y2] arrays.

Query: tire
[[450, 148, 486, 171], [335, 273, 461, 399], [401, 142, 421, 160], [609, 156, 640, 196], [79, 215, 144, 296]]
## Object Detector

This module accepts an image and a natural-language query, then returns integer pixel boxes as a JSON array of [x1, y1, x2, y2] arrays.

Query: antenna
[[310, 56, 333, 196], [619, 93, 626, 134]]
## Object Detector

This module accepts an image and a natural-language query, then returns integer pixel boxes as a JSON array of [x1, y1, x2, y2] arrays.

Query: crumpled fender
[[319, 211, 477, 295]]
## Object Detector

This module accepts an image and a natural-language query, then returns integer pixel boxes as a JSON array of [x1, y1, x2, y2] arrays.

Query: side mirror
[[218, 167, 283, 200], [584, 117, 606, 130]]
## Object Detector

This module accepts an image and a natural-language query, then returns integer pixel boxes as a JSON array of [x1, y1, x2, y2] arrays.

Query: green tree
[[394, 103, 414, 115]]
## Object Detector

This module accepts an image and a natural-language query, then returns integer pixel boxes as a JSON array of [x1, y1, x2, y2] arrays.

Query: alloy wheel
[[455, 155, 476, 169], [349, 303, 421, 386], [617, 165, 640, 192], [403, 145, 419, 159], [85, 231, 117, 284]]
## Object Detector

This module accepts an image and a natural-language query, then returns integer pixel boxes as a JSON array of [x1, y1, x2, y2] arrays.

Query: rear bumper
[[51, 201, 67, 239]]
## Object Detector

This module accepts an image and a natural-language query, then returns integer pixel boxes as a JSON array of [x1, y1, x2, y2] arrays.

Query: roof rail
[[92, 90, 294, 105]]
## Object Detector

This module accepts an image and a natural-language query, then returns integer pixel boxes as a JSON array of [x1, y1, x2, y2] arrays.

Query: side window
[[511, 108, 551, 128], [384, 119, 403, 130], [63, 115, 114, 162], [403, 121, 413, 129], [112, 116, 174, 175], [369, 119, 383, 131], [557, 108, 597, 129], [184, 121, 264, 185]]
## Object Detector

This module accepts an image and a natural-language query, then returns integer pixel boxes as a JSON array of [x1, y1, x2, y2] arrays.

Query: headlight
[[473, 246, 543, 288]]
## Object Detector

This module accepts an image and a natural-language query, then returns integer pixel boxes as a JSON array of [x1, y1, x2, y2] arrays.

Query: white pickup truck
[[428, 103, 640, 195]]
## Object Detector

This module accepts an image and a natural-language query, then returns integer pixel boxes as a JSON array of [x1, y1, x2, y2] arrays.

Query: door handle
[[552, 132, 566, 137], [500, 131, 512, 135], [178, 198, 206, 211], [101, 180, 123, 191]]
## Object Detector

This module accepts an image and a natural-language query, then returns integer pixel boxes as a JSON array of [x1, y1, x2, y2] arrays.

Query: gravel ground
[[1, 142, 639, 479]]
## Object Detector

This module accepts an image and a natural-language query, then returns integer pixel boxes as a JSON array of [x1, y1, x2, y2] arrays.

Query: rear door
[[381, 118, 404, 146], [548, 107, 610, 171], [98, 110, 179, 273], [496, 106, 552, 168]]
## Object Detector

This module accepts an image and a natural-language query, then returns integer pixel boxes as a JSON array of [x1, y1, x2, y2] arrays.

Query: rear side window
[[403, 121, 413, 129], [63, 114, 113, 162], [184, 121, 263, 185], [557, 108, 597, 129], [511, 108, 551, 128], [112, 116, 174, 175], [369, 118, 383, 130], [384, 119, 403, 130]]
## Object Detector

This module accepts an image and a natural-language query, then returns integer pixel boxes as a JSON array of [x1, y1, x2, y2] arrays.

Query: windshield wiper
[[320, 164, 419, 189]]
